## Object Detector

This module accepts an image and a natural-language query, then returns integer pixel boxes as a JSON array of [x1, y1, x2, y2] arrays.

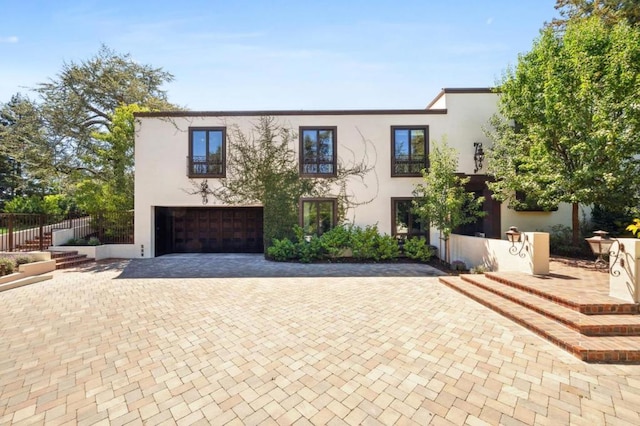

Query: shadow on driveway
[[116, 253, 445, 279]]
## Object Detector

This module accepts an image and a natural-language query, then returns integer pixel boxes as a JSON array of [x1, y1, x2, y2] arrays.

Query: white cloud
[[0, 36, 19, 44]]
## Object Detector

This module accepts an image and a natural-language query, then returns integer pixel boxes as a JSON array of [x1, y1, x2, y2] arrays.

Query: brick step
[[459, 274, 640, 336], [440, 276, 640, 364], [55, 257, 95, 270], [485, 271, 639, 315], [48, 251, 95, 270]]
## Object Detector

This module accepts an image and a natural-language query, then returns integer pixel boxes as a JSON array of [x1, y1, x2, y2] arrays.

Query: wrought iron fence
[[0, 213, 47, 252], [0, 211, 134, 252], [81, 211, 134, 244]]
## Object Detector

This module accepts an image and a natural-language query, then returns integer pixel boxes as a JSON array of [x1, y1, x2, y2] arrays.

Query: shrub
[[548, 224, 591, 258], [350, 225, 399, 261], [470, 264, 488, 274], [0, 258, 15, 275], [88, 237, 101, 246], [403, 237, 433, 262], [351, 225, 382, 260], [267, 238, 297, 261], [376, 234, 400, 260], [450, 260, 467, 271], [319, 224, 352, 257], [293, 226, 325, 263], [14, 255, 34, 266]]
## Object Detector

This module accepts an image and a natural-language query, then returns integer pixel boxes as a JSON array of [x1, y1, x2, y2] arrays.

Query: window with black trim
[[391, 126, 428, 176], [300, 198, 337, 236], [300, 127, 337, 176], [392, 198, 428, 240], [188, 127, 225, 177]]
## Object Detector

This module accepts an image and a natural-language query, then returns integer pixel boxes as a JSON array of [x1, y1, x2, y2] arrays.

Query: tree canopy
[[550, 0, 640, 28], [0, 45, 177, 212], [487, 16, 640, 241]]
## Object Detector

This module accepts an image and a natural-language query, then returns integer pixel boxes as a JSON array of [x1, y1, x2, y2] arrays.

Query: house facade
[[133, 88, 575, 258]]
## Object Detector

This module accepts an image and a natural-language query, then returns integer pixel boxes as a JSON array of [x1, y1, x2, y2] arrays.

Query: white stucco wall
[[134, 89, 579, 257]]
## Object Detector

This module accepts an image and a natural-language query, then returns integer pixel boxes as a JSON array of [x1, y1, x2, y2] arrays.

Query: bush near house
[[267, 224, 425, 263]]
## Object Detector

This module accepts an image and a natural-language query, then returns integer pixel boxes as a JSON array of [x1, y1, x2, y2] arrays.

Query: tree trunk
[[572, 202, 579, 246]]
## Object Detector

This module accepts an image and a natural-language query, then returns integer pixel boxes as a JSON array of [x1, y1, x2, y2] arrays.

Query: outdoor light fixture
[[505, 226, 528, 257], [473, 142, 485, 173], [585, 230, 624, 275]]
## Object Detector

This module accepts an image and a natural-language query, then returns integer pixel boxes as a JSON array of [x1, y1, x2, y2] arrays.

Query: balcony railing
[[187, 156, 224, 177]]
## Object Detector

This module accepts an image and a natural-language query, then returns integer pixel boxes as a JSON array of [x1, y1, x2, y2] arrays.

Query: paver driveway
[[2, 258, 640, 425]]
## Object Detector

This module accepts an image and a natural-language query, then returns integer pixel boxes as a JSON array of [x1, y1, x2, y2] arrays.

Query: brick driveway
[[2, 259, 640, 425]]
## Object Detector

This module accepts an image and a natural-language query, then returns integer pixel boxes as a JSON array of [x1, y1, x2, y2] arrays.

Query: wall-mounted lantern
[[505, 226, 528, 257], [473, 142, 485, 173]]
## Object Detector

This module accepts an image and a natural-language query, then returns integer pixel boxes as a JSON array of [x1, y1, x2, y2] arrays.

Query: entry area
[[154, 207, 264, 256]]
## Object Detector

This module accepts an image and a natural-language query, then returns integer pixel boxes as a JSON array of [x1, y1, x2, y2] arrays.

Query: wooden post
[[8, 214, 14, 252]]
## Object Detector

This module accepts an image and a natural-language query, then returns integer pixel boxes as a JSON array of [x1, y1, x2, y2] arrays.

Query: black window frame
[[299, 126, 337, 177], [391, 126, 429, 177], [187, 127, 226, 178], [300, 198, 338, 236], [391, 197, 429, 241]]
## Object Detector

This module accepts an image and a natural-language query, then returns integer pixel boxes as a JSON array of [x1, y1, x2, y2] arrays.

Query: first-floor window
[[300, 198, 337, 236], [392, 198, 428, 240]]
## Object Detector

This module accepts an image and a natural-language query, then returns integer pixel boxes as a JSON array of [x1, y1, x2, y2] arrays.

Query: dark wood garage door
[[155, 207, 263, 255]]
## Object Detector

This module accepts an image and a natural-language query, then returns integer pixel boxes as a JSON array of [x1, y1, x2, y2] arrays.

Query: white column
[[610, 239, 640, 303]]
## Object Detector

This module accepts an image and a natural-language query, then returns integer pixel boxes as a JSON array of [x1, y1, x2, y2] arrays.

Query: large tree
[[550, 0, 640, 28], [35, 44, 176, 177], [1, 45, 177, 211], [0, 94, 58, 200], [487, 17, 640, 243], [74, 104, 147, 211]]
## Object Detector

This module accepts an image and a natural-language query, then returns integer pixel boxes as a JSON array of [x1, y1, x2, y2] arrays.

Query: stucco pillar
[[527, 232, 549, 275], [610, 239, 640, 303]]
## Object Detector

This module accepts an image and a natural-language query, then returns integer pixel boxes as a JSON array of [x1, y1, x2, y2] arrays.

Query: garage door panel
[[156, 207, 263, 255]]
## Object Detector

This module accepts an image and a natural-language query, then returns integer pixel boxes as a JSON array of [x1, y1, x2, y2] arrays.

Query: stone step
[[440, 276, 640, 364], [459, 274, 640, 336]]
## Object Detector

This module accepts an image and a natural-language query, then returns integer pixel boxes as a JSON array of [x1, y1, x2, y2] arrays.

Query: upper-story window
[[188, 127, 225, 177], [391, 126, 428, 176], [299, 127, 337, 177]]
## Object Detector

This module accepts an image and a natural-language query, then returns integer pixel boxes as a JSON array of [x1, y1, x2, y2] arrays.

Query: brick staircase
[[440, 270, 640, 364], [48, 250, 95, 270], [15, 232, 52, 251]]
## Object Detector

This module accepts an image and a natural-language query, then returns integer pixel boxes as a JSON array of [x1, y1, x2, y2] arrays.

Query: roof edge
[[425, 87, 497, 109], [134, 108, 448, 118]]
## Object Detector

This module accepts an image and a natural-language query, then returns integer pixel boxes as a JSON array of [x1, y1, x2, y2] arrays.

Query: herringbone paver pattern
[[2, 262, 640, 425]]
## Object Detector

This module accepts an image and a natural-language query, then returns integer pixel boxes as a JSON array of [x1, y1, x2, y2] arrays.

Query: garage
[[154, 207, 264, 256]]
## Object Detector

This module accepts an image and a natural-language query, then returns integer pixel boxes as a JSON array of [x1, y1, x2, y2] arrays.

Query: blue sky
[[0, 0, 559, 110]]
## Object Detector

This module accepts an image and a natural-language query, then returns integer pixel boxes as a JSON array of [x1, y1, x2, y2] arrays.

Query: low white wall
[[52, 244, 137, 260], [52, 228, 75, 246], [610, 238, 640, 303], [0, 257, 55, 285], [442, 232, 549, 274]]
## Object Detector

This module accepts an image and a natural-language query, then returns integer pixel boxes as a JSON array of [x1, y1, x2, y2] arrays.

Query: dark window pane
[[301, 128, 336, 175]]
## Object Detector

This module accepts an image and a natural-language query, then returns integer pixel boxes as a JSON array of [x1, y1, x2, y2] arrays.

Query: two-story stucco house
[[133, 88, 575, 258]]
